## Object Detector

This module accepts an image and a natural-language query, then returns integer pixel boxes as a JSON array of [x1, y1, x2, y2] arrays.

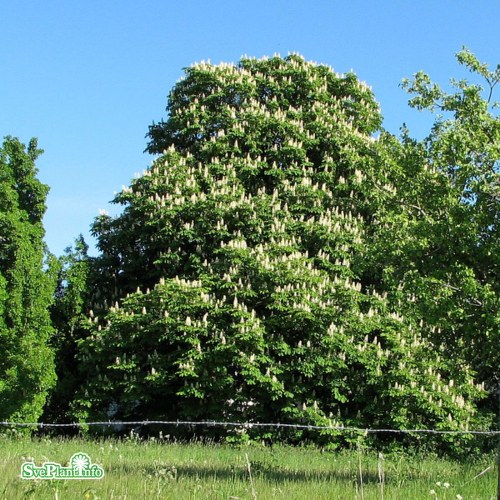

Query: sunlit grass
[[0, 433, 496, 499]]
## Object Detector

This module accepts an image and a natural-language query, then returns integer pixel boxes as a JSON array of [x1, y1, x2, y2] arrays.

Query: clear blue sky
[[1, 1, 499, 256]]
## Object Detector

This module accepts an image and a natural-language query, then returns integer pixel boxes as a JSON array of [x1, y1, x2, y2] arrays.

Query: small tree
[[0, 137, 57, 424]]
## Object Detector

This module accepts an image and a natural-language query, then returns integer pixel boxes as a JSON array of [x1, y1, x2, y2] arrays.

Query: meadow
[[0, 433, 497, 499]]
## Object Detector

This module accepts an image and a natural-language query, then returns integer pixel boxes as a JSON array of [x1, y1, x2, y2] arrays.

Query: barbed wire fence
[[1, 420, 500, 435]]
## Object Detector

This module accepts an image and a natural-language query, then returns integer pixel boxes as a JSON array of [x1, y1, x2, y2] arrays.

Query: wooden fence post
[[497, 385, 500, 500]]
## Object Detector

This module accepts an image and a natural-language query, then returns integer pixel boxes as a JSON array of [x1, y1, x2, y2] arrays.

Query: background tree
[[0, 136, 58, 424], [364, 48, 499, 406], [72, 55, 487, 450], [42, 235, 92, 424]]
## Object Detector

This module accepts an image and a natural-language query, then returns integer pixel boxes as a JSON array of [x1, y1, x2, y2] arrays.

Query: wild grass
[[0, 432, 497, 499]]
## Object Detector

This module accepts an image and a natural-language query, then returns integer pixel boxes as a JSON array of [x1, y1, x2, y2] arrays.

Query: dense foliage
[[43, 235, 92, 424], [66, 53, 495, 448], [0, 137, 57, 423]]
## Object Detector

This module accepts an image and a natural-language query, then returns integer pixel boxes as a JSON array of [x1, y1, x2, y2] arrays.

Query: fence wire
[[1, 420, 499, 436]]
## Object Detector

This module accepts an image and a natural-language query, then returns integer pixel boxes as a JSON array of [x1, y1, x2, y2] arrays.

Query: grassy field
[[0, 433, 497, 499]]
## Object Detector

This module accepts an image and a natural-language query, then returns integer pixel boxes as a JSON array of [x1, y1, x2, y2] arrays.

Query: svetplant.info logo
[[21, 452, 104, 480]]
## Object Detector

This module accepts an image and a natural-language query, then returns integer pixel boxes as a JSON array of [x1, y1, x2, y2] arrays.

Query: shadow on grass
[[113, 461, 392, 485]]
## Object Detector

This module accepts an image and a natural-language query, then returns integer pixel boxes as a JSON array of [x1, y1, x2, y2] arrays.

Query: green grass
[[0, 433, 497, 499]]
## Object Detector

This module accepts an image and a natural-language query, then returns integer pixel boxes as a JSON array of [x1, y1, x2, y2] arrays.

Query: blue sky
[[1, 1, 499, 256]]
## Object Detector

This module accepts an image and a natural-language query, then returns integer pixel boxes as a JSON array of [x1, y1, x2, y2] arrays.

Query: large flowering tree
[[72, 55, 487, 448]]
